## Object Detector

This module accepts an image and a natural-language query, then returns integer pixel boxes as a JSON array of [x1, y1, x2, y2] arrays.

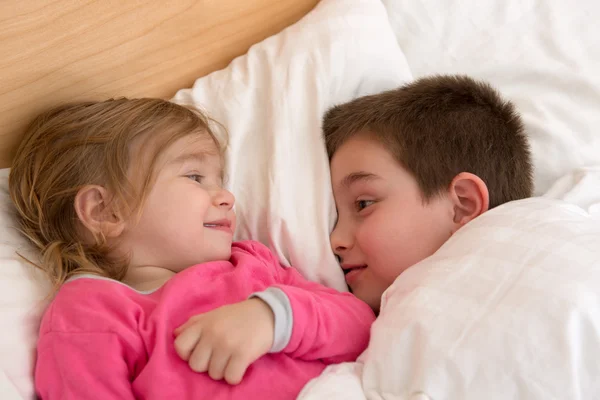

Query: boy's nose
[[330, 225, 352, 256]]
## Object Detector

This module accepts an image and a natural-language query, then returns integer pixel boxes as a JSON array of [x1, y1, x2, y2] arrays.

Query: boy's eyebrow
[[341, 171, 380, 188]]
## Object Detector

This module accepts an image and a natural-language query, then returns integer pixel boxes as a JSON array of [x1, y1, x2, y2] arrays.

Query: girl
[[9, 98, 375, 399]]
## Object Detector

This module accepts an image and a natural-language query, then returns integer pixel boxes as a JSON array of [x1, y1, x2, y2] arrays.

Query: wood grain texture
[[0, 0, 318, 167]]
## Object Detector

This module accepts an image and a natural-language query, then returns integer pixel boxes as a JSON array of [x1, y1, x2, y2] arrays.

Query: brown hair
[[9, 98, 222, 292], [323, 75, 533, 208]]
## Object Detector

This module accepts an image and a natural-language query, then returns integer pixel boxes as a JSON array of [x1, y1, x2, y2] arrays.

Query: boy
[[324, 74, 533, 313], [299, 76, 600, 400]]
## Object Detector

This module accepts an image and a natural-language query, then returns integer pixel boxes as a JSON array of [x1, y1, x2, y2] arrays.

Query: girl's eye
[[187, 174, 204, 183], [355, 199, 375, 212]]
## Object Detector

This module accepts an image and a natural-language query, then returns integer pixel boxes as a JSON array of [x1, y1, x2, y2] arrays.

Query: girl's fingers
[[188, 336, 212, 373], [174, 323, 203, 361], [207, 348, 230, 381], [223, 353, 252, 385]]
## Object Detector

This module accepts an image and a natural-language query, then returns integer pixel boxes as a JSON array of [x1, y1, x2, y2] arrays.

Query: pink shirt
[[35, 241, 375, 399]]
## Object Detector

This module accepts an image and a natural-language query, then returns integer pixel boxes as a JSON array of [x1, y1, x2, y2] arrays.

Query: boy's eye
[[355, 199, 375, 211], [187, 174, 204, 183]]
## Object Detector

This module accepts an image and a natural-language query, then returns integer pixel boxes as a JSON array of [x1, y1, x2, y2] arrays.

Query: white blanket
[[298, 170, 600, 400]]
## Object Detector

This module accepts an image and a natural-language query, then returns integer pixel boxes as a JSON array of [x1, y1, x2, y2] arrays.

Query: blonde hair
[[9, 98, 222, 292]]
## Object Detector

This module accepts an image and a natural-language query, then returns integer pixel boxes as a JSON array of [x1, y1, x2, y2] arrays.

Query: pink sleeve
[[36, 331, 137, 399], [249, 242, 376, 364]]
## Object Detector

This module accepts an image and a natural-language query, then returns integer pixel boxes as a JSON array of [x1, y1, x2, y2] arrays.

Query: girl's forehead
[[163, 136, 224, 171], [133, 131, 219, 161], [129, 132, 223, 181], [167, 134, 220, 155]]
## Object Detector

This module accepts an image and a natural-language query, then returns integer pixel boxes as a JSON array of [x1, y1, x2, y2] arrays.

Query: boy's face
[[330, 133, 455, 313]]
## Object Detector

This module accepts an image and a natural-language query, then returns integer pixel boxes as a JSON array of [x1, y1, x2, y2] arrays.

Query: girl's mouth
[[203, 219, 232, 234]]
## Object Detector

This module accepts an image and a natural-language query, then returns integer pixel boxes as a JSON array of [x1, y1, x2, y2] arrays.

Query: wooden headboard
[[0, 0, 318, 168]]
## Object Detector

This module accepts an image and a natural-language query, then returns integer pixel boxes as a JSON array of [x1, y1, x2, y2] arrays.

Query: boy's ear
[[74, 185, 126, 240], [448, 172, 489, 233]]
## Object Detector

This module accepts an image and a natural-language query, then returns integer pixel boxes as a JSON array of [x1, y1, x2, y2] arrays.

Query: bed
[[2, 0, 600, 399]]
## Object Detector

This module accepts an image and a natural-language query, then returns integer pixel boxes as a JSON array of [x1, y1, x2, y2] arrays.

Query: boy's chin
[[351, 287, 382, 315]]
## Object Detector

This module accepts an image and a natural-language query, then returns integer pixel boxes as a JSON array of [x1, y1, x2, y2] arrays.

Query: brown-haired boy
[[324, 74, 533, 313]]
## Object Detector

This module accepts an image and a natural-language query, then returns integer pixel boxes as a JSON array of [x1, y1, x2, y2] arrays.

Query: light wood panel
[[0, 0, 318, 167]]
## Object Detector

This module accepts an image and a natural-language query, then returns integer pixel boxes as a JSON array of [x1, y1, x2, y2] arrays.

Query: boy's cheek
[[356, 222, 391, 258]]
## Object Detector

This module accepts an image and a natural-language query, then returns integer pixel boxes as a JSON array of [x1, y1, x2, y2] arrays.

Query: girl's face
[[118, 134, 236, 274]]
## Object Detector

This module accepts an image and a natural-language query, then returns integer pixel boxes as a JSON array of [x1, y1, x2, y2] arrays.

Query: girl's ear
[[448, 172, 489, 233], [74, 185, 126, 240]]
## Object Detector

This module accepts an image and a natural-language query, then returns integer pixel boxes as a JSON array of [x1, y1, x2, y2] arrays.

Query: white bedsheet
[[298, 170, 600, 400]]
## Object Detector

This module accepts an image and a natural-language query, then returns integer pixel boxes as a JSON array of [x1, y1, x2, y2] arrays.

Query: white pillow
[[382, 0, 600, 196], [173, 0, 412, 291], [0, 169, 51, 400], [299, 198, 600, 399], [0, 1, 411, 398], [543, 167, 600, 215]]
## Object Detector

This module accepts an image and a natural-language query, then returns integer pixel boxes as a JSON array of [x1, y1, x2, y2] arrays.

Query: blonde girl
[[9, 98, 374, 400]]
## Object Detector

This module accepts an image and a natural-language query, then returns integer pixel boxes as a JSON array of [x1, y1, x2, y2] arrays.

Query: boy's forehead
[[329, 133, 415, 197], [331, 135, 392, 175]]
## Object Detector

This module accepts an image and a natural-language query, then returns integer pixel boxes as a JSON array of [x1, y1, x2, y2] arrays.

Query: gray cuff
[[250, 287, 293, 353]]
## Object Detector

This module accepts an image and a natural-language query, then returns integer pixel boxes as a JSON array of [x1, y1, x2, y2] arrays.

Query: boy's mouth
[[342, 264, 367, 285]]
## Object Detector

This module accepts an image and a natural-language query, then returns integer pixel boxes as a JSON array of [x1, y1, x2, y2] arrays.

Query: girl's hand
[[174, 298, 274, 385]]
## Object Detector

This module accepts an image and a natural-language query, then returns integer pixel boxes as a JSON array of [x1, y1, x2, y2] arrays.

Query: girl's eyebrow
[[168, 151, 209, 166], [341, 171, 381, 189]]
